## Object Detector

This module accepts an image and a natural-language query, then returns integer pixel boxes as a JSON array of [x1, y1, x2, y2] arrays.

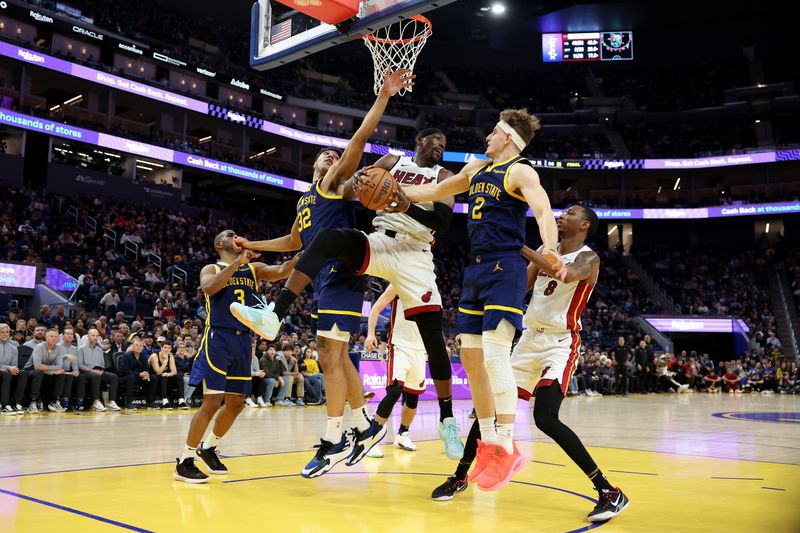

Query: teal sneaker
[[230, 297, 280, 340], [439, 416, 464, 460]]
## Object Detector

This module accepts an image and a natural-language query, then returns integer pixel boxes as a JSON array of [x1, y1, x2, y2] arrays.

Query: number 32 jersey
[[525, 245, 595, 333]]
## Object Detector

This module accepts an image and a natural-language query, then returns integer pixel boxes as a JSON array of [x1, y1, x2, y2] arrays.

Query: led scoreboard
[[542, 31, 633, 62]]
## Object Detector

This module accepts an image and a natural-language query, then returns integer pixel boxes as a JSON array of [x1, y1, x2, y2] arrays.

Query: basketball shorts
[[359, 231, 441, 317], [311, 260, 366, 337], [457, 252, 526, 335], [387, 342, 427, 395], [511, 328, 581, 399], [189, 327, 253, 395]]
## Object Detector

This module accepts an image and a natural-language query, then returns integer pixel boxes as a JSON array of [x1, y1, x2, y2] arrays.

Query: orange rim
[[363, 14, 432, 45]]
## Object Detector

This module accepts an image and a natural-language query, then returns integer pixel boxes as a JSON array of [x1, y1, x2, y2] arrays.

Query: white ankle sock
[[324, 416, 344, 443], [496, 423, 514, 454], [180, 445, 196, 462], [354, 405, 372, 432], [478, 418, 497, 444], [203, 432, 222, 449]]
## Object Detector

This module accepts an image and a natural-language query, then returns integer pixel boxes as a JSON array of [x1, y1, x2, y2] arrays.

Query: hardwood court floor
[[1, 394, 798, 533]]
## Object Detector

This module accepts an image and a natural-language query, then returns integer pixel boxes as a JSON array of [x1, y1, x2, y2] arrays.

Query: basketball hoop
[[363, 15, 432, 96]]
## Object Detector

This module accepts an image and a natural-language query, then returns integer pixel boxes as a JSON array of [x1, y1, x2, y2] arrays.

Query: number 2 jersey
[[525, 245, 595, 333]]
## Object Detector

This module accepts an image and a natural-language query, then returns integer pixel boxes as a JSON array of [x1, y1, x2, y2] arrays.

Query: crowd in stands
[[620, 116, 758, 158], [633, 240, 785, 359]]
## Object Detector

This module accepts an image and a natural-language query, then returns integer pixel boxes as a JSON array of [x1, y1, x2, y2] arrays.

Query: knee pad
[[483, 320, 515, 396], [376, 380, 403, 419], [402, 391, 419, 410]]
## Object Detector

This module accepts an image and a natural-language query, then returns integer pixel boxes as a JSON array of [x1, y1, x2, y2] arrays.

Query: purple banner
[[261, 121, 412, 157], [360, 360, 471, 403], [45, 268, 78, 292], [0, 41, 209, 114], [707, 202, 800, 218], [0, 262, 37, 290], [643, 316, 749, 333], [0, 110, 98, 144], [645, 153, 777, 169]]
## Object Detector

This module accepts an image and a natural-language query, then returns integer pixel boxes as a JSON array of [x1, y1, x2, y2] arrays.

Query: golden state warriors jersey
[[205, 262, 259, 330], [467, 155, 531, 256]]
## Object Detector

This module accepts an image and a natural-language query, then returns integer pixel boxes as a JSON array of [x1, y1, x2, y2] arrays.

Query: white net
[[363, 15, 432, 96]]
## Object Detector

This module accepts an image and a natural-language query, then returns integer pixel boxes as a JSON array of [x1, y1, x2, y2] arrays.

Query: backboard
[[249, 0, 454, 71]]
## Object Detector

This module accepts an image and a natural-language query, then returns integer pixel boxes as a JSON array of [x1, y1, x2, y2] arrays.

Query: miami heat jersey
[[372, 156, 442, 243], [297, 180, 355, 248], [387, 296, 424, 350], [525, 245, 595, 332], [467, 155, 531, 256], [205, 262, 259, 330]]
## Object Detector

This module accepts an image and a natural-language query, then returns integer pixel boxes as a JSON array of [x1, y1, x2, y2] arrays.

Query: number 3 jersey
[[205, 262, 259, 330], [525, 245, 595, 333]]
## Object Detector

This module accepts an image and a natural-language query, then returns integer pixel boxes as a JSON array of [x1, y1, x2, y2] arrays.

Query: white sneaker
[[1, 405, 15, 416], [394, 431, 417, 451], [178, 398, 189, 410], [162, 398, 174, 410], [230, 298, 280, 340], [256, 397, 266, 407], [679, 384, 690, 393], [14, 404, 24, 415], [263, 401, 273, 407], [28, 403, 40, 414], [366, 445, 384, 458], [107, 401, 121, 411], [244, 398, 257, 408], [48, 401, 65, 413], [92, 400, 106, 412]]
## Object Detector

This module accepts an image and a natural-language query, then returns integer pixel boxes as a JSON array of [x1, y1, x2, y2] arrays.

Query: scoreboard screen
[[542, 31, 633, 62]]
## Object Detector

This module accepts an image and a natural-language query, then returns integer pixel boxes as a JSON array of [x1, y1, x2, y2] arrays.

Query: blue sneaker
[[345, 420, 387, 466], [301, 433, 353, 478], [230, 297, 280, 340], [439, 417, 464, 460]]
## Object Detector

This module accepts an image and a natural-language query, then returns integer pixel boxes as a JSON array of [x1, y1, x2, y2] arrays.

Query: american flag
[[271, 19, 292, 44]]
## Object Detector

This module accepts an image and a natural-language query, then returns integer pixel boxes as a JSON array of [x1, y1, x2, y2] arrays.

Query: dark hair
[[415, 128, 445, 142], [314, 147, 342, 160], [577, 205, 599, 237]]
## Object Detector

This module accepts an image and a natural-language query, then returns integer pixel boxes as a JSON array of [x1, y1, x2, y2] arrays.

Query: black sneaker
[[147, 402, 161, 410], [588, 487, 630, 522], [301, 433, 353, 478], [196, 444, 228, 474], [345, 420, 387, 466], [431, 476, 469, 501], [468, 408, 476, 419], [173, 458, 209, 484]]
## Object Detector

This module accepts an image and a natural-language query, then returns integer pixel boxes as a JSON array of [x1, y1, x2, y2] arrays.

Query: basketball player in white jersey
[[365, 283, 425, 455], [256, 128, 465, 460], [432, 205, 630, 524]]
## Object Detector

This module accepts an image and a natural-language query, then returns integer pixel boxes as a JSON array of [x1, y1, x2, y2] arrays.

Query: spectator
[[634, 339, 653, 393], [174, 340, 194, 407], [99, 287, 121, 314], [23, 328, 72, 412], [76, 327, 121, 411], [109, 330, 129, 354], [722, 366, 742, 393], [118, 337, 158, 410], [301, 347, 324, 405], [703, 365, 722, 393], [260, 344, 290, 407], [58, 326, 81, 409], [611, 337, 631, 396], [39, 305, 54, 327], [247, 342, 266, 408], [0, 323, 23, 415], [148, 342, 184, 409], [23, 325, 46, 349]]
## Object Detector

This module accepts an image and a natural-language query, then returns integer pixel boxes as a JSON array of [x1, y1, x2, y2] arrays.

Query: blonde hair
[[499, 108, 541, 146]]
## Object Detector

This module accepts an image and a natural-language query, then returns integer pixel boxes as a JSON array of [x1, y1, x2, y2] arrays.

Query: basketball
[[359, 167, 398, 211]]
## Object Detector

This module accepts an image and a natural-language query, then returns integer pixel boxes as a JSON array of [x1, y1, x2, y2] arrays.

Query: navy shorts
[[457, 252, 526, 335], [313, 260, 365, 334], [189, 327, 253, 395]]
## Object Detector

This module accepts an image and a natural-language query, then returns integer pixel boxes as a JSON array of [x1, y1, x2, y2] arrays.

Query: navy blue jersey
[[297, 180, 356, 248], [205, 261, 259, 330], [466, 155, 532, 256]]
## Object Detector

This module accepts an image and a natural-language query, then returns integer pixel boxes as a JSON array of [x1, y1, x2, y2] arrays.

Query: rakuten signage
[[643, 316, 750, 334], [359, 360, 472, 402]]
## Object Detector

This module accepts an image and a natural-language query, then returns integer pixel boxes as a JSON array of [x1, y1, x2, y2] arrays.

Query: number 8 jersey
[[525, 245, 595, 333]]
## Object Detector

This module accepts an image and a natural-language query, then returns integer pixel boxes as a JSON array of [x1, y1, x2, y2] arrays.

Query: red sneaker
[[468, 440, 491, 483], [475, 443, 525, 491]]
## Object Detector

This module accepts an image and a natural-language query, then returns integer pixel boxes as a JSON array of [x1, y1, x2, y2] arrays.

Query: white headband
[[497, 121, 527, 151]]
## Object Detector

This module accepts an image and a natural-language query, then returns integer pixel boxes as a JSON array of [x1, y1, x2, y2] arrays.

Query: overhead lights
[[490, 3, 506, 15], [198, 136, 212, 143], [607, 225, 617, 236], [63, 94, 83, 106], [673, 177, 681, 191]]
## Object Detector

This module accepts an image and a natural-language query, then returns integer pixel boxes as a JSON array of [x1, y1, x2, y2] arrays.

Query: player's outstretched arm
[[383, 158, 481, 209], [323, 69, 414, 194], [253, 252, 302, 283], [508, 164, 558, 250], [521, 245, 599, 284], [365, 284, 397, 352], [200, 249, 261, 296], [234, 218, 303, 253]]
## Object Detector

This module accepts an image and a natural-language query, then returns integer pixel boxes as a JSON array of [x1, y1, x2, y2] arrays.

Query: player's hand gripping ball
[[358, 167, 398, 211]]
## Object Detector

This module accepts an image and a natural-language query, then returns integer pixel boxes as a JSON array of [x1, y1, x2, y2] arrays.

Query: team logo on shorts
[[493, 261, 503, 272], [421, 290, 432, 303]]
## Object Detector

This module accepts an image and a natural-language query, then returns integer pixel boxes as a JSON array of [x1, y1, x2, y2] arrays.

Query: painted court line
[[531, 460, 567, 467], [711, 477, 764, 480], [0, 488, 154, 532], [608, 469, 658, 476], [761, 487, 786, 491]]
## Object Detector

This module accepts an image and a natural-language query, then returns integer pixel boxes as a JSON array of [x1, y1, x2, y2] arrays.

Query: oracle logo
[[73, 26, 104, 40]]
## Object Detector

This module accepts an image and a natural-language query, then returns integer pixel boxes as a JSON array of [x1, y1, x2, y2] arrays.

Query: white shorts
[[511, 329, 581, 399], [361, 231, 442, 317], [387, 343, 426, 394]]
